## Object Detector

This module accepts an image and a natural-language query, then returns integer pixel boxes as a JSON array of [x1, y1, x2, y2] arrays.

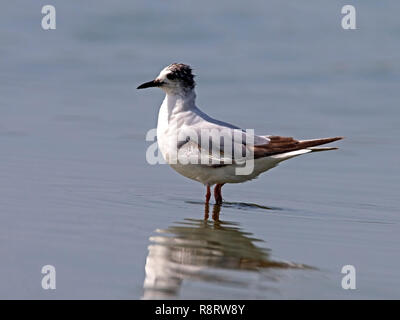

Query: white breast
[[156, 98, 170, 161]]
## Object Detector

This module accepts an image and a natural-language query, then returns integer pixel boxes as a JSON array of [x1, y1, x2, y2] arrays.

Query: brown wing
[[253, 136, 343, 159]]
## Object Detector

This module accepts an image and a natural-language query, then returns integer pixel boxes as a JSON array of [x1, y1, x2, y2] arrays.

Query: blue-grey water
[[1, 1, 399, 299]]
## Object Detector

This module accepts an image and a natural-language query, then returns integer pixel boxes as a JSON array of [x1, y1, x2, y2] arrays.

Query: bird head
[[137, 63, 195, 95]]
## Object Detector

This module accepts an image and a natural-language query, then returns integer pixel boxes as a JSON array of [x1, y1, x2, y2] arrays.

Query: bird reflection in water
[[142, 203, 311, 299]]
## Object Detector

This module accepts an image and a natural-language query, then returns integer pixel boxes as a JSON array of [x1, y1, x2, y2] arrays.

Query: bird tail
[[254, 136, 343, 159], [264, 136, 343, 162]]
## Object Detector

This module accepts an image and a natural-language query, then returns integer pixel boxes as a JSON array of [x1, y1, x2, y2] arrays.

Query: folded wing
[[176, 122, 342, 166], [253, 136, 343, 159]]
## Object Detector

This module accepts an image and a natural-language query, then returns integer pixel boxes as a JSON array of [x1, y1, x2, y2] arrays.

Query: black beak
[[137, 80, 162, 89]]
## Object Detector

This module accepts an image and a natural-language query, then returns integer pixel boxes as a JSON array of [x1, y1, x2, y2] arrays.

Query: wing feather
[[253, 136, 343, 159]]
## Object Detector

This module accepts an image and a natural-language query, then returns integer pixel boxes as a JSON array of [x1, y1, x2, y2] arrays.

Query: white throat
[[162, 88, 197, 119]]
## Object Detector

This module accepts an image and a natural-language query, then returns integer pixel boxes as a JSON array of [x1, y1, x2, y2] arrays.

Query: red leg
[[214, 183, 224, 204], [205, 185, 211, 204], [212, 203, 221, 221], [204, 202, 209, 220]]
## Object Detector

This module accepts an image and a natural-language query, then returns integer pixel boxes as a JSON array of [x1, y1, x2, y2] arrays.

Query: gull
[[137, 63, 342, 204]]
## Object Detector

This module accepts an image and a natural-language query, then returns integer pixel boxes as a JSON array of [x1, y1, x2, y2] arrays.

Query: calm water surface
[[1, 1, 399, 299]]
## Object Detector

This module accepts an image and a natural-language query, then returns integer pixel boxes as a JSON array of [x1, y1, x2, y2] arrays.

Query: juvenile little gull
[[138, 63, 342, 204]]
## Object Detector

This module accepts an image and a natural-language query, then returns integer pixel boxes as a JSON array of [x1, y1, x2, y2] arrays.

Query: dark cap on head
[[166, 63, 195, 89]]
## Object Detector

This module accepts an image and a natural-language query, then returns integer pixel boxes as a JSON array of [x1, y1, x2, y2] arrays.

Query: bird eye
[[166, 73, 175, 80]]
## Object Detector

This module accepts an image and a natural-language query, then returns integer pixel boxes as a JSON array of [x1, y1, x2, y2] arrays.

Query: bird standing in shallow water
[[138, 63, 342, 205]]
